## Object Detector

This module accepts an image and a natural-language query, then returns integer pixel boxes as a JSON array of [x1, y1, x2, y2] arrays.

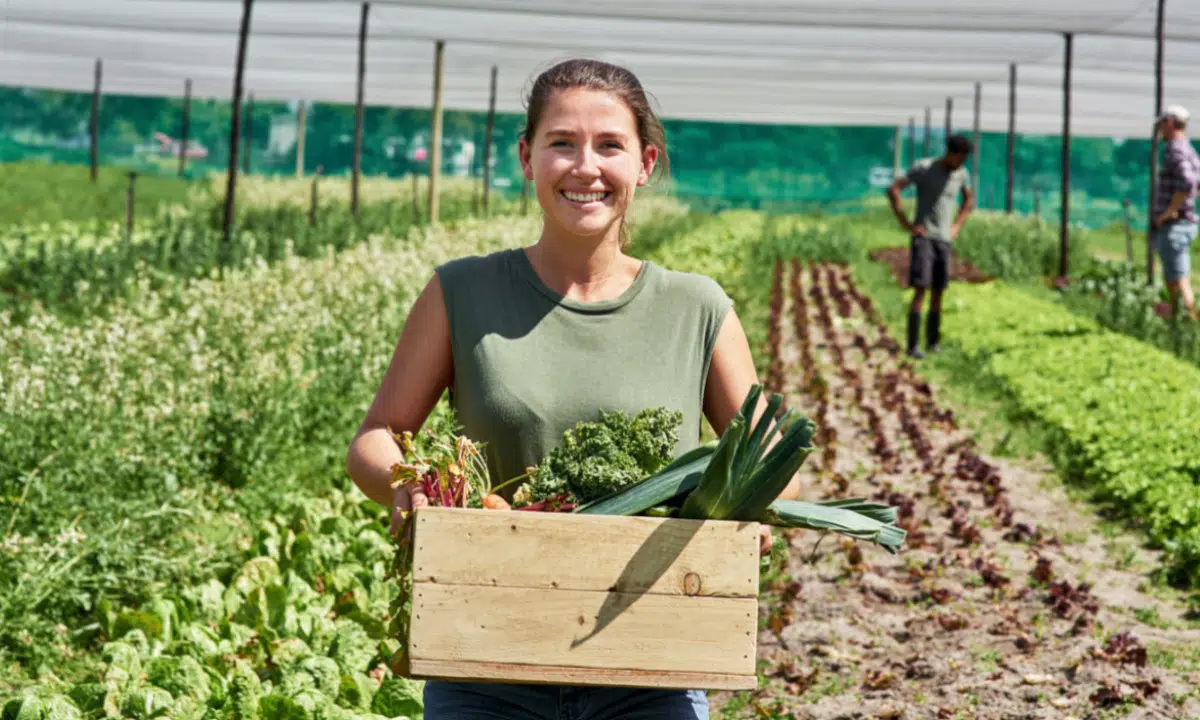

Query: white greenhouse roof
[[3, 0, 1200, 138]]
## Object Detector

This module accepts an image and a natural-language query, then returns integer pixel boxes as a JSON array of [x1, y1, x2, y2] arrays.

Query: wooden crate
[[400, 506, 760, 690]]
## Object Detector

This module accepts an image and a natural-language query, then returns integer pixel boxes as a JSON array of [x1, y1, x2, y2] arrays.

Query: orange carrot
[[483, 494, 510, 511]]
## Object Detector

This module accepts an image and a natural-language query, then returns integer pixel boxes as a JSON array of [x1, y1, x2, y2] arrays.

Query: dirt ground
[[710, 262, 1200, 720], [868, 247, 994, 287]]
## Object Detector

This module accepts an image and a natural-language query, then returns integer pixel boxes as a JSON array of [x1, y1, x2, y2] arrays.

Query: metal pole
[[90, 59, 102, 183], [923, 106, 932, 157], [352, 2, 369, 218], [972, 81, 982, 194], [1006, 63, 1016, 214], [1148, 0, 1166, 284], [944, 97, 953, 142], [483, 64, 497, 215], [893, 125, 902, 177], [310, 166, 322, 227], [125, 171, 138, 240], [907, 116, 916, 167], [223, 0, 254, 248], [428, 39, 446, 224], [243, 92, 254, 175], [179, 79, 192, 178], [1060, 32, 1073, 280], [296, 101, 307, 178]]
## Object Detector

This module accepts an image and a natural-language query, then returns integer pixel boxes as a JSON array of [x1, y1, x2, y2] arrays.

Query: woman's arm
[[703, 307, 804, 503], [346, 273, 455, 524]]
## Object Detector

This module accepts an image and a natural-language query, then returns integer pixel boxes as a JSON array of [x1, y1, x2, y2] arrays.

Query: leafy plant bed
[[712, 260, 1200, 719], [868, 246, 994, 287]]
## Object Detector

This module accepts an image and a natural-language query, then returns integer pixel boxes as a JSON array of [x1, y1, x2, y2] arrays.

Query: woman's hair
[[522, 59, 670, 247]]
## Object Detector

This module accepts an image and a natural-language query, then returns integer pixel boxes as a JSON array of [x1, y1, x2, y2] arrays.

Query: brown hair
[[522, 59, 670, 247]]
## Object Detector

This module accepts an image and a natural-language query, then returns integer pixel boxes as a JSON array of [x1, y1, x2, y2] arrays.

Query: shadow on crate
[[571, 517, 704, 647]]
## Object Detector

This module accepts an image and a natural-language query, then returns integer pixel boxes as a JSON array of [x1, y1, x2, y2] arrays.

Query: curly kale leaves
[[524, 407, 683, 504]]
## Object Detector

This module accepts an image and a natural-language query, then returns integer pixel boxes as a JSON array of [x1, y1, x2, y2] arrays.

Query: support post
[[1006, 63, 1017, 214], [972, 81, 982, 194], [1148, 0, 1166, 284], [483, 64, 498, 215], [428, 40, 446, 224], [923, 106, 932, 157], [90, 59, 102, 183], [179, 79, 192, 178], [223, 0, 255, 248], [310, 166, 322, 227], [1059, 32, 1074, 281], [296, 101, 307, 178], [125, 171, 138, 240], [944, 97, 953, 141], [893, 125, 902, 177], [907, 116, 916, 167], [243, 92, 254, 175], [1123, 198, 1135, 263], [352, 2, 369, 218]]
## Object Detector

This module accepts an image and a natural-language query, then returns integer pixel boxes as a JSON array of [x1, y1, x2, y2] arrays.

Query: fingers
[[759, 525, 773, 556], [389, 484, 428, 537]]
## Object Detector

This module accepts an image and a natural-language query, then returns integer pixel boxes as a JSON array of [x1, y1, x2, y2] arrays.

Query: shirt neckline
[[512, 247, 655, 314]]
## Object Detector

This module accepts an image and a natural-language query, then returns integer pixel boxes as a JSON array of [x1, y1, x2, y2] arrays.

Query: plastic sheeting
[[3, 0, 1199, 137]]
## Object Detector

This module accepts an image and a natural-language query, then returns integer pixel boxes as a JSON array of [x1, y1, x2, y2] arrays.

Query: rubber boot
[[906, 312, 924, 359], [926, 311, 942, 353]]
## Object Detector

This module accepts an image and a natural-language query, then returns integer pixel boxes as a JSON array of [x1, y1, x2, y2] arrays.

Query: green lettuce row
[[1, 491, 424, 720], [944, 282, 1200, 586]]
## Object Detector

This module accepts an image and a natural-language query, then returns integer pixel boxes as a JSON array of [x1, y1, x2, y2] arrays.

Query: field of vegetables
[[3, 163, 1200, 719]]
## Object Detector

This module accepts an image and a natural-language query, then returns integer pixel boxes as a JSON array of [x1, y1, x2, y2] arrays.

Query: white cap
[[1160, 104, 1190, 124]]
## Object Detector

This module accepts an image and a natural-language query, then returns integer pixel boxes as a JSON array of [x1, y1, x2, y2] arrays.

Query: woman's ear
[[637, 144, 659, 187], [518, 138, 534, 181]]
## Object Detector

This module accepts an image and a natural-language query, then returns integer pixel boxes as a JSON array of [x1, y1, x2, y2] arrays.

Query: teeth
[[563, 191, 607, 203]]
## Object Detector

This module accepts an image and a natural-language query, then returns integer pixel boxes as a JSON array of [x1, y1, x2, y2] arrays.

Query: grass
[[0, 162, 192, 227]]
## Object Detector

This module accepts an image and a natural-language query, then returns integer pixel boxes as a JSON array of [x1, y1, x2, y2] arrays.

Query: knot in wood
[[683, 572, 702, 596]]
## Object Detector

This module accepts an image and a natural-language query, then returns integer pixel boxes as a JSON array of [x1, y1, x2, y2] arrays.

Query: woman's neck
[[526, 226, 640, 303]]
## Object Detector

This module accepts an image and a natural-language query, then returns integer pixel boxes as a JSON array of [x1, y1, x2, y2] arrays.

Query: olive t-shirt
[[906, 158, 969, 242], [435, 248, 733, 501]]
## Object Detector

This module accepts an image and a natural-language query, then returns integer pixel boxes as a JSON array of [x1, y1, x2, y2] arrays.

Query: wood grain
[[412, 507, 759, 598], [408, 583, 757, 678], [406, 658, 757, 691]]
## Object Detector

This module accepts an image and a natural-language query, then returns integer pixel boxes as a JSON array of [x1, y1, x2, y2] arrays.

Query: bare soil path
[[712, 261, 1200, 720]]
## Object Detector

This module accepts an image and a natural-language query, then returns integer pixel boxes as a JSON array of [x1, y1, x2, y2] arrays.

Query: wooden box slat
[[412, 508, 759, 598], [405, 507, 760, 690]]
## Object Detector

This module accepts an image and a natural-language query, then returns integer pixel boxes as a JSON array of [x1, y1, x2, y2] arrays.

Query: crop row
[[0, 175, 495, 322], [946, 282, 1200, 586], [0, 214, 538, 670], [2, 487, 427, 719]]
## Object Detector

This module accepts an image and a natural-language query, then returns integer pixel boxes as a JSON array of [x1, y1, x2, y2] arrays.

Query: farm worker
[[1152, 104, 1200, 319], [345, 58, 801, 720], [885, 134, 976, 359]]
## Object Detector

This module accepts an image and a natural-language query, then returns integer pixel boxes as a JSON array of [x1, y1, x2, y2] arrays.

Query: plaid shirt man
[[1154, 135, 1200, 224]]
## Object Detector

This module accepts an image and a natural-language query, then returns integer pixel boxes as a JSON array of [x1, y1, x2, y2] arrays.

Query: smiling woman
[[345, 58, 794, 720]]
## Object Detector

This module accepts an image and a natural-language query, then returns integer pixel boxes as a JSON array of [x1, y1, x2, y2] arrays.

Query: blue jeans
[[1156, 220, 1198, 283], [423, 681, 709, 720]]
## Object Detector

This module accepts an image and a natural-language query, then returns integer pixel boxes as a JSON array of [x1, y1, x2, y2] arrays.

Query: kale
[[523, 407, 683, 505]]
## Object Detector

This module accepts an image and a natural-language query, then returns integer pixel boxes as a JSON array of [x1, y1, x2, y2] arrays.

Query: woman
[[346, 58, 800, 720]]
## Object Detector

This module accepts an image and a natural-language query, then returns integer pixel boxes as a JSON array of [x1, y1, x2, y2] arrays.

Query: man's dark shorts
[[908, 235, 951, 290]]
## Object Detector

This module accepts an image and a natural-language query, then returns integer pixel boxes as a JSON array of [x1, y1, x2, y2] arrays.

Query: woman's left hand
[[759, 525, 773, 556]]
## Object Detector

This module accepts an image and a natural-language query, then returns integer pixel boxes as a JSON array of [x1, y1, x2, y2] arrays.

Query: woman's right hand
[[389, 482, 429, 537]]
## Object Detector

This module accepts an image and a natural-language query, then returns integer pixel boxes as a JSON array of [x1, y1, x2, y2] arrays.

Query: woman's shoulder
[[647, 262, 733, 309], [436, 247, 519, 285]]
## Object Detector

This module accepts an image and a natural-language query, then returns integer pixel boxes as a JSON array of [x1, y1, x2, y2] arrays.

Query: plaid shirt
[[1155, 136, 1200, 223]]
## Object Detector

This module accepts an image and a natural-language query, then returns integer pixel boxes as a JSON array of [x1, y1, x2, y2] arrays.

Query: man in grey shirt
[[886, 134, 976, 358]]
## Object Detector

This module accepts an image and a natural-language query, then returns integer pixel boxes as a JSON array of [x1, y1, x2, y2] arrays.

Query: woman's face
[[520, 88, 658, 243]]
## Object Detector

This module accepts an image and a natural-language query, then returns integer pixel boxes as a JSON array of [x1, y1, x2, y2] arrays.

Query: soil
[[868, 247, 994, 287], [710, 262, 1200, 720]]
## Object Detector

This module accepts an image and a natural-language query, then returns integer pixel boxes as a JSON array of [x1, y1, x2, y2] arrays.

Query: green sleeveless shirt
[[435, 247, 734, 500]]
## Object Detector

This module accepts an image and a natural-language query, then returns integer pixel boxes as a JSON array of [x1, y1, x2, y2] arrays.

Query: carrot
[[483, 494, 510, 511]]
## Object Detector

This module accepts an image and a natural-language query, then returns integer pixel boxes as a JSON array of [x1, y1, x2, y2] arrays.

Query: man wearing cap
[[886, 134, 976, 358], [1153, 104, 1200, 318]]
